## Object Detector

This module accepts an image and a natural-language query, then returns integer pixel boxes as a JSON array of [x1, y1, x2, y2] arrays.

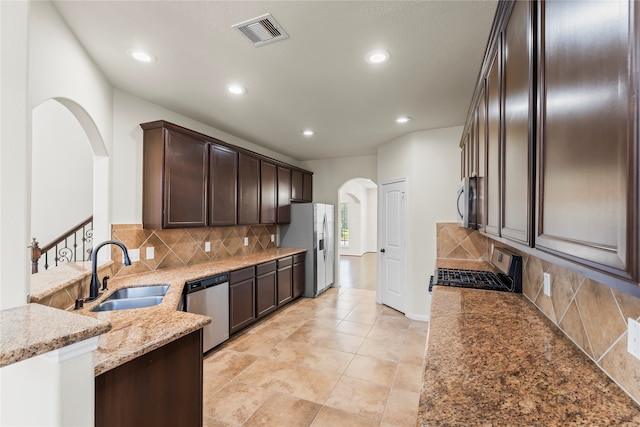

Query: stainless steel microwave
[[457, 176, 477, 230]]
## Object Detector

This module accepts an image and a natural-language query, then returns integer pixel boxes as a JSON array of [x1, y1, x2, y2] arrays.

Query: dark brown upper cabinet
[[142, 126, 208, 229], [535, 0, 637, 280], [291, 169, 313, 202], [500, 0, 534, 246], [277, 166, 291, 224], [209, 143, 237, 226], [260, 160, 277, 224], [485, 47, 501, 238], [238, 153, 260, 225]]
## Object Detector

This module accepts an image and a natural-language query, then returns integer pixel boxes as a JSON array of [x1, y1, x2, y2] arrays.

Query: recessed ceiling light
[[302, 130, 314, 137], [128, 49, 155, 63], [366, 49, 390, 64], [226, 84, 247, 95], [396, 116, 411, 124]]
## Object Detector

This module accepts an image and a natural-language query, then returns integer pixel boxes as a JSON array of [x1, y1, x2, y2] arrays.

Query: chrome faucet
[[87, 240, 131, 301]]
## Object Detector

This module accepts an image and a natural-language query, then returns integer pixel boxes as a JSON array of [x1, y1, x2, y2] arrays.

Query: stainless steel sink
[[106, 284, 170, 300], [90, 284, 170, 312], [91, 296, 164, 312]]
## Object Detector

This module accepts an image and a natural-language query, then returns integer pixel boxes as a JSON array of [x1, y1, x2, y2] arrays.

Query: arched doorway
[[337, 178, 377, 290], [31, 98, 105, 271]]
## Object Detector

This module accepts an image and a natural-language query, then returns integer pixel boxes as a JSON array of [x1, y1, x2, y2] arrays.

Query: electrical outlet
[[146, 247, 154, 260], [270, 234, 275, 243], [205, 241, 211, 252], [243, 237, 249, 246], [628, 318, 640, 360], [127, 248, 140, 263], [543, 273, 551, 296]]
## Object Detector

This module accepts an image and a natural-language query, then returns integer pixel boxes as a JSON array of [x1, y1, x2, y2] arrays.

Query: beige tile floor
[[203, 255, 428, 426]]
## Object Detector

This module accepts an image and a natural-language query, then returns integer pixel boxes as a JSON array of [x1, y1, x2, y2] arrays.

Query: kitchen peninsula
[[418, 287, 640, 425]]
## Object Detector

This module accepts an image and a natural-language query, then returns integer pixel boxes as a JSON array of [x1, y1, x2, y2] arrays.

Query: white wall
[[0, 0, 30, 309], [32, 100, 93, 245], [378, 127, 462, 319]]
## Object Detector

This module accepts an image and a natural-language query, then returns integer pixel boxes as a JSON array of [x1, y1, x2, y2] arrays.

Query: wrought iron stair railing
[[29, 216, 93, 273]]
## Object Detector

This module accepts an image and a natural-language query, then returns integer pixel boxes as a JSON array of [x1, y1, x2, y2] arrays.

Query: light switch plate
[[146, 247, 154, 260], [128, 248, 140, 263], [243, 237, 249, 246], [205, 242, 211, 252], [543, 272, 551, 297], [270, 234, 275, 243], [628, 318, 640, 360]]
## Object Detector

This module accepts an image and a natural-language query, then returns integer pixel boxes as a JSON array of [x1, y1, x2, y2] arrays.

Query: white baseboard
[[406, 312, 430, 322]]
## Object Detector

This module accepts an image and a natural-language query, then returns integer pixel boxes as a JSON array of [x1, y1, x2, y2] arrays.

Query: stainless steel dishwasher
[[183, 273, 229, 353]]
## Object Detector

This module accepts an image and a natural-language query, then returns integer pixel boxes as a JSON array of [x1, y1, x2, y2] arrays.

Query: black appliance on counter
[[429, 247, 522, 293]]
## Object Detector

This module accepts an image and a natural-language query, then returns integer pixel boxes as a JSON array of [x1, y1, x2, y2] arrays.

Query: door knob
[[380, 248, 385, 253]]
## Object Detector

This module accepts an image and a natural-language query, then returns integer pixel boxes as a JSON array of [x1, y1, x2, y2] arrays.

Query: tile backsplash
[[436, 222, 640, 404], [110, 224, 277, 277]]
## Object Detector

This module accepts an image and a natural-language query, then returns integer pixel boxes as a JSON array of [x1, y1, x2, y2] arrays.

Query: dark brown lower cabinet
[[277, 256, 293, 306], [293, 253, 306, 298], [256, 261, 277, 318], [95, 330, 203, 427], [229, 267, 256, 334]]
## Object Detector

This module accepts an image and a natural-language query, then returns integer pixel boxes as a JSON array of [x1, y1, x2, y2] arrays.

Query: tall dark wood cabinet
[[255, 261, 277, 318], [209, 143, 237, 226], [229, 267, 256, 334], [535, 0, 638, 279], [238, 153, 260, 225], [142, 126, 208, 229], [260, 161, 277, 224], [292, 252, 306, 298], [95, 331, 202, 427], [501, 0, 534, 245], [276, 256, 293, 306], [485, 48, 501, 237], [277, 166, 291, 224]]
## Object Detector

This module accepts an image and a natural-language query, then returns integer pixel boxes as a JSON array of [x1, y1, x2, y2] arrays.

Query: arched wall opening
[[31, 97, 108, 268], [337, 178, 378, 290]]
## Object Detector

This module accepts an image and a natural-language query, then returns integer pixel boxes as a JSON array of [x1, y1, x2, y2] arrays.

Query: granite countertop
[[0, 304, 111, 368], [418, 287, 640, 425], [4, 248, 304, 376], [76, 248, 305, 376]]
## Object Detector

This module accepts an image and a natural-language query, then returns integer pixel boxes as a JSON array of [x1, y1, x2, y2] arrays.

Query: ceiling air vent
[[232, 14, 289, 47]]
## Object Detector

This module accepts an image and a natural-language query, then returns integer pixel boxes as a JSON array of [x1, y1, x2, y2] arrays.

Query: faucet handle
[[101, 276, 110, 291]]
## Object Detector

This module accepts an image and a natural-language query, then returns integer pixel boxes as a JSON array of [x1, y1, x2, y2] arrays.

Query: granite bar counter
[[418, 287, 640, 425], [71, 248, 305, 375]]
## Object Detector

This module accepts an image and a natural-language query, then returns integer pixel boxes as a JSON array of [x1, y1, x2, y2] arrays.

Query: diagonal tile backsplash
[[110, 224, 277, 277], [436, 222, 640, 405]]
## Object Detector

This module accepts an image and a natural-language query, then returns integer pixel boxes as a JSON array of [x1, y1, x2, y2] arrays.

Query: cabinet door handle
[[380, 248, 386, 253]]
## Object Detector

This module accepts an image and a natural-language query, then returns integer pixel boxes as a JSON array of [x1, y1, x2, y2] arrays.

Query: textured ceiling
[[52, 1, 497, 161]]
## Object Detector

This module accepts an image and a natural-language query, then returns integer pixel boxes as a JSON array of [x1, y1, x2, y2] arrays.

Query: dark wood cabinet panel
[[485, 48, 501, 237], [142, 127, 207, 229], [260, 160, 277, 224], [277, 166, 291, 224], [277, 257, 293, 306], [96, 331, 202, 427], [293, 254, 305, 299], [302, 172, 313, 202], [256, 261, 277, 318], [209, 143, 237, 226], [291, 169, 303, 201], [535, 0, 637, 279], [501, 0, 533, 245], [238, 153, 260, 225], [476, 85, 487, 230], [230, 268, 256, 334]]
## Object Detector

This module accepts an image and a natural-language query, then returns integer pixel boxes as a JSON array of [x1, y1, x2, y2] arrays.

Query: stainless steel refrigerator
[[280, 203, 334, 297]]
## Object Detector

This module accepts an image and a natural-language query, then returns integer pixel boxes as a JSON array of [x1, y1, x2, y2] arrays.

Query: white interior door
[[379, 179, 407, 313]]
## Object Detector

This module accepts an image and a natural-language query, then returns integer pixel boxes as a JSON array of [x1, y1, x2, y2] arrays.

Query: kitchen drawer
[[256, 260, 277, 276], [293, 253, 306, 264], [230, 266, 254, 284], [277, 256, 292, 268]]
